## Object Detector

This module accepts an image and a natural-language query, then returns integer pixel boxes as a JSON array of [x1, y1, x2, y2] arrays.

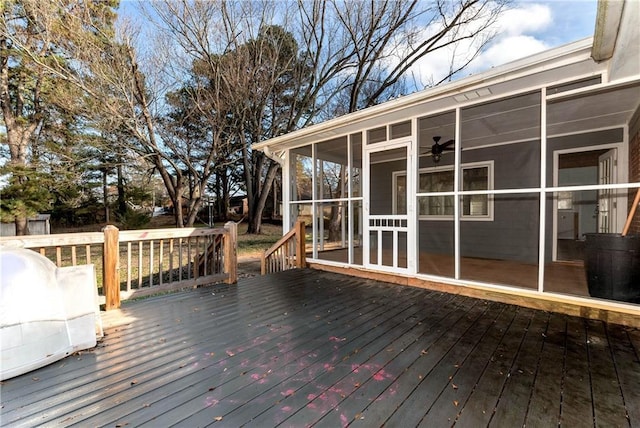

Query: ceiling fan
[[431, 136, 455, 163]]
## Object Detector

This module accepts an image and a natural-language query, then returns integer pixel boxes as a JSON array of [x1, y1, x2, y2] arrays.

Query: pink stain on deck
[[281, 389, 295, 396], [373, 369, 387, 381], [340, 413, 348, 426], [205, 397, 219, 407], [282, 406, 292, 412]]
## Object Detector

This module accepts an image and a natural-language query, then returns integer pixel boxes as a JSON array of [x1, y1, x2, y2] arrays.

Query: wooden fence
[[261, 221, 306, 275], [0, 222, 237, 310]]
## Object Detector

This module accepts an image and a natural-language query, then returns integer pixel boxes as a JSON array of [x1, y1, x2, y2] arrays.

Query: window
[[394, 162, 493, 220]]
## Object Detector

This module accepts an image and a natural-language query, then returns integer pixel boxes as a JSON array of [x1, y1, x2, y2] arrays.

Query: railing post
[[296, 220, 306, 269], [224, 221, 238, 284], [103, 225, 120, 310]]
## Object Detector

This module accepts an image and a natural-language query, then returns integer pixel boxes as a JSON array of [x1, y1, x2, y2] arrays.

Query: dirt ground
[[237, 254, 263, 279]]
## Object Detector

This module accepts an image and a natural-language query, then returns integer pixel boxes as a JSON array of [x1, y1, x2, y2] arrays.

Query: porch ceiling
[[418, 81, 640, 152], [547, 81, 640, 137]]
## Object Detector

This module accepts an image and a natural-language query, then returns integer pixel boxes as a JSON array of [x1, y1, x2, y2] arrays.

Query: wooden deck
[[2, 269, 639, 427]]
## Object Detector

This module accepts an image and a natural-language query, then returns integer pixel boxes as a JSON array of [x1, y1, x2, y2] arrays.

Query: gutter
[[592, 0, 625, 62]]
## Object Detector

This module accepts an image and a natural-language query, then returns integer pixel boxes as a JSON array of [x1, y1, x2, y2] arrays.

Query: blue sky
[[117, 0, 599, 88], [486, 0, 598, 59], [409, 0, 599, 85]]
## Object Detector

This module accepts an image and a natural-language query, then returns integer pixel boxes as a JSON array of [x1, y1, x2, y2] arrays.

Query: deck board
[[560, 316, 594, 426], [452, 307, 535, 427], [524, 312, 567, 426], [0, 269, 638, 427], [486, 309, 549, 427]]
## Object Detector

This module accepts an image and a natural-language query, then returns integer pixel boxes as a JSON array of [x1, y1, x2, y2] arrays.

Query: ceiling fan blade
[[441, 139, 455, 148]]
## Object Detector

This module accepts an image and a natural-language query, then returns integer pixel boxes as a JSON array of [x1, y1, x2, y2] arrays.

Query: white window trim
[[394, 161, 495, 221]]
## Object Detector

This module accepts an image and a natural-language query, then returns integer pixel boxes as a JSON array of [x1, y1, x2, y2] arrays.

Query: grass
[[51, 216, 284, 258], [41, 218, 283, 290], [235, 222, 283, 256]]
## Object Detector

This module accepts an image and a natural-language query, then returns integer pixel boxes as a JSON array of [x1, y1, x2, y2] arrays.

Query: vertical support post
[[296, 220, 306, 269], [103, 225, 120, 310], [224, 221, 238, 284]]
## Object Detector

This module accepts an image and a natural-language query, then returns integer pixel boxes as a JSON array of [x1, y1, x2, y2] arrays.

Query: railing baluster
[[260, 221, 306, 275], [0, 226, 236, 308], [169, 238, 174, 283], [187, 238, 193, 279], [127, 242, 132, 292], [149, 240, 154, 287], [138, 241, 143, 288], [178, 238, 183, 281], [159, 239, 164, 286]]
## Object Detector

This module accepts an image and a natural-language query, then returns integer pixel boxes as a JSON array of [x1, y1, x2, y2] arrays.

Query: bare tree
[[2, 0, 508, 235], [0, 0, 119, 234], [291, 0, 507, 236]]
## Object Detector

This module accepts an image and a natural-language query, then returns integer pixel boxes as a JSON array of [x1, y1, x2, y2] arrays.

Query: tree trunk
[[327, 166, 346, 241], [102, 168, 110, 223], [185, 196, 204, 226], [14, 216, 29, 236], [247, 161, 279, 234], [327, 205, 342, 241], [117, 163, 126, 216], [221, 172, 230, 221], [174, 193, 184, 227]]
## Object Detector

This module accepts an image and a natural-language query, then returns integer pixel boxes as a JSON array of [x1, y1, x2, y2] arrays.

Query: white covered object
[[0, 248, 102, 381]]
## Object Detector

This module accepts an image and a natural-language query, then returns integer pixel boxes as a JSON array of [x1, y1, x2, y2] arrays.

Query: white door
[[598, 149, 617, 233], [364, 143, 411, 273]]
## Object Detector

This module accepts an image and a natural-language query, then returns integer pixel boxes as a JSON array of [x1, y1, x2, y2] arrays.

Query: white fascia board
[[253, 38, 594, 152]]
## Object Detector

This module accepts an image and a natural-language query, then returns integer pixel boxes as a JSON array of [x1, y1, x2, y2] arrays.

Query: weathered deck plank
[[485, 309, 549, 427], [524, 312, 567, 426], [0, 269, 637, 428], [451, 307, 536, 427], [586, 319, 629, 427]]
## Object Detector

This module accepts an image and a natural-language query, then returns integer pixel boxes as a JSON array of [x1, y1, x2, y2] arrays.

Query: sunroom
[[255, 12, 640, 316]]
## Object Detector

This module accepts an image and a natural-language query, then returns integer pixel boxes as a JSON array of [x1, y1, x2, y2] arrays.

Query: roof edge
[[592, 0, 625, 62], [254, 37, 594, 151]]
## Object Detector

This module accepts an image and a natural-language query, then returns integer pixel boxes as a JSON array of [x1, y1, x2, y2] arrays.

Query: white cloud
[[498, 4, 553, 36], [405, 2, 562, 87], [473, 35, 549, 69]]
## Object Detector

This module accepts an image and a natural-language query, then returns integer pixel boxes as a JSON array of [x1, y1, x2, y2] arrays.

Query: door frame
[[551, 142, 624, 261], [363, 140, 414, 273]]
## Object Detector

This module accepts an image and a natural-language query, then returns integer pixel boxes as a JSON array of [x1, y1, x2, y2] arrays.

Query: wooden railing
[[0, 222, 238, 310], [261, 221, 306, 275]]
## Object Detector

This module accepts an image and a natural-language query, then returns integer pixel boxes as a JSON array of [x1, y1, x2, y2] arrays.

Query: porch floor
[[315, 248, 589, 296], [2, 269, 639, 427]]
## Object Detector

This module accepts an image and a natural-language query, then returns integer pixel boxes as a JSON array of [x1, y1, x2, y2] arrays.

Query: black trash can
[[584, 233, 640, 302]]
